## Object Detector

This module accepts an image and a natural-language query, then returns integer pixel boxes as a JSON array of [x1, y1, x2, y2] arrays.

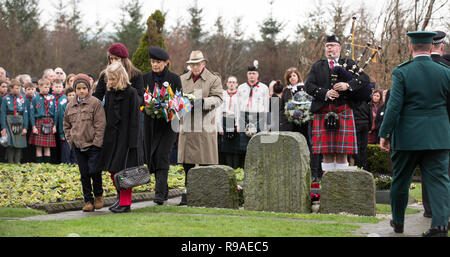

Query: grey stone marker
[[319, 169, 376, 216], [187, 165, 239, 209], [244, 132, 311, 213]]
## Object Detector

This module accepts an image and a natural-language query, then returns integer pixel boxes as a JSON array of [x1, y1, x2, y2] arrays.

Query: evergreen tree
[[111, 0, 145, 59], [259, 0, 284, 46], [132, 10, 166, 73], [187, 0, 204, 49]]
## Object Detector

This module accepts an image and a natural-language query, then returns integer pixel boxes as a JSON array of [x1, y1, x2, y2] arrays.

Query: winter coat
[[98, 85, 141, 173], [177, 68, 223, 165], [142, 67, 182, 172]]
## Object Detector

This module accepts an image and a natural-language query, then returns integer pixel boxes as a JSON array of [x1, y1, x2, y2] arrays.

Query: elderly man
[[178, 50, 223, 205], [54, 67, 67, 84], [305, 35, 370, 172], [379, 31, 450, 237], [43, 69, 56, 85]]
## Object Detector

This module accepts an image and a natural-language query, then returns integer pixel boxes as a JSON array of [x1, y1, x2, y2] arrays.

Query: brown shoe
[[94, 196, 104, 209], [82, 202, 94, 212]]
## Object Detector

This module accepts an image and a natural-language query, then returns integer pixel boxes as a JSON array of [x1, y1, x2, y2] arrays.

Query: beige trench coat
[[177, 68, 223, 164]]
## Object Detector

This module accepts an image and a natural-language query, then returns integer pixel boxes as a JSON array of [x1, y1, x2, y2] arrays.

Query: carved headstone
[[244, 132, 311, 213]]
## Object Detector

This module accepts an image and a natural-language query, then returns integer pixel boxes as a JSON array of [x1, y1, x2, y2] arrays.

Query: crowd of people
[[0, 29, 448, 236]]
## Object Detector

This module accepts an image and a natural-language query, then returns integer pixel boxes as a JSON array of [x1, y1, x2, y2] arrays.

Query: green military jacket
[[379, 55, 450, 150]]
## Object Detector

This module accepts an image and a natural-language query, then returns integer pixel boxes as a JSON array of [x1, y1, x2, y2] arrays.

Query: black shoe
[[422, 226, 448, 237], [423, 212, 432, 218], [110, 205, 131, 213], [108, 199, 120, 211], [154, 199, 164, 205], [178, 193, 187, 206], [390, 220, 404, 233]]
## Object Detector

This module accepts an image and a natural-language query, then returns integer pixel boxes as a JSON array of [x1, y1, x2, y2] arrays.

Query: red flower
[[311, 183, 320, 188]]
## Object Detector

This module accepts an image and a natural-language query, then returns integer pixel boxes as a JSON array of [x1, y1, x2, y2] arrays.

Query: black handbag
[[114, 149, 150, 191]]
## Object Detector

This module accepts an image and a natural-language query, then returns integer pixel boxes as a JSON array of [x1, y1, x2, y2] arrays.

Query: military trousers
[[390, 149, 449, 227]]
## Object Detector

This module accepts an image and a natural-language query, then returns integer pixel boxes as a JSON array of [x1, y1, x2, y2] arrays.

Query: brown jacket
[[177, 68, 223, 164], [63, 95, 106, 149]]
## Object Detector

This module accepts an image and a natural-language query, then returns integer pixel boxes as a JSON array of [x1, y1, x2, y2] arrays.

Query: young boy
[[28, 79, 57, 163], [63, 74, 106, 212], [22, 82, 36, 163], [52, 79, 66, 164], [1, 79, 29, 163], [59, 87, 77, 164]]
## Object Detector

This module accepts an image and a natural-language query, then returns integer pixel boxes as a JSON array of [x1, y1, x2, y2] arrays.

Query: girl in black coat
[[98, 62, 141, 213], [143, 46, 182, 205]]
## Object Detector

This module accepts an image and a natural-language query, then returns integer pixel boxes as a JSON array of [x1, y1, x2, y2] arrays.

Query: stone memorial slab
[[244, 132, 311, 213], [187, 165, 239, 209], [319, 169, 376, 216]]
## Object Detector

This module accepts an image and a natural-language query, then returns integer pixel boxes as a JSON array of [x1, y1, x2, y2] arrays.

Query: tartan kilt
[[28, 117, 56, 147], [311, 104, 357, 154]]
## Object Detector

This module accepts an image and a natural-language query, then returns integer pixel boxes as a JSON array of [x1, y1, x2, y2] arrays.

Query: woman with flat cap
[[142, 46, 182, 205]]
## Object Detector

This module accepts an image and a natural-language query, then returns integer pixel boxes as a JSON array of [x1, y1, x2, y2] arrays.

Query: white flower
[[163, 82, 169, 88]]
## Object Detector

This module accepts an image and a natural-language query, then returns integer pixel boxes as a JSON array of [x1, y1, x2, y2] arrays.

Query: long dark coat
[[98, 86, 141, 173], [93, 72, 145, 106], [142, 67, 182, 172]]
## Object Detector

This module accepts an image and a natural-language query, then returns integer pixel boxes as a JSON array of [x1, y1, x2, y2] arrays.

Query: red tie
[[330, 60, 334, 69]]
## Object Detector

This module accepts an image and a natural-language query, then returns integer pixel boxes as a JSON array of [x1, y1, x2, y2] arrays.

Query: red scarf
[[54, 93, 63, 112], [227, 90, 237, 110], [40, 93, 50, 118], [9, 94, 21, 116]]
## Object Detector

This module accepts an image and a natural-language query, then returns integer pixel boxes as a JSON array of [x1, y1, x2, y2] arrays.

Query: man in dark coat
[[305, 35, 370, 172], [142, 46, 182, 205], [431, 31, 450, 67]]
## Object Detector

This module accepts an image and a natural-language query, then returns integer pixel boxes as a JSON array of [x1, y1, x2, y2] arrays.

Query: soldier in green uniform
[[379, 31, 450, 237]]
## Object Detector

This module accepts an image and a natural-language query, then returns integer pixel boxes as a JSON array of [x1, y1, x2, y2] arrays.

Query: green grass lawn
[[0, 203, 421, 237]]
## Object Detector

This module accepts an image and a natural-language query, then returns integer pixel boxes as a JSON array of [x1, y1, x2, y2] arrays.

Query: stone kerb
[[244, 132, 311, 213], [319, 169, 376, 216], [187, 165, 239, 209]]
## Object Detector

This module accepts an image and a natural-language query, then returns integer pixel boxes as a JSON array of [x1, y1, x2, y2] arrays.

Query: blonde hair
[[106, 62, 131, 91]]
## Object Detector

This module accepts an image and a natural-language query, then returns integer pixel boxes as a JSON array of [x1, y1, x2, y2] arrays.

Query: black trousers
[[75, 147, 103, 204], [154, 169, 169, 201], [354, 122, 369, 170]]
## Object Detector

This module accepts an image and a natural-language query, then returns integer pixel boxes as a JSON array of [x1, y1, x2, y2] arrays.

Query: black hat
[[248, 60, 259, 72], [148, 46, 169, 61], [432, 31, 446, 44], [326, 35, 341, 45]]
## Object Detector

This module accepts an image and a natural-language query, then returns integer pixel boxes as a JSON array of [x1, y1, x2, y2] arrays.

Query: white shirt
[[237, 82, 269, 113], [216, 90, 240, 132]]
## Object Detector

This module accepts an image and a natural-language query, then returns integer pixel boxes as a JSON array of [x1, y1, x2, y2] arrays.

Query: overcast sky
[[37, 0, 448, 41]]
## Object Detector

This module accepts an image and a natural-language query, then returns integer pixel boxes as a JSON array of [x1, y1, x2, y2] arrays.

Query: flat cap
[[148, 46, 169, 61]]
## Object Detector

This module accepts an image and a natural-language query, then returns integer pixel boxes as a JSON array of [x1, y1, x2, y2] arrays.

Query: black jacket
[[94, 72, 145, 107], [431, 54, 450, 67], [305, 58, 371, 113], [98, 86, 141, 173], [142, 67, 182, 172]]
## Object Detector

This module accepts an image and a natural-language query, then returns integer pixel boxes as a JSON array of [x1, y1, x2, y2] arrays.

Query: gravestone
[[244, 132, 311, 213], [187, 165, 239, 209], [319, 169, 376, 216]]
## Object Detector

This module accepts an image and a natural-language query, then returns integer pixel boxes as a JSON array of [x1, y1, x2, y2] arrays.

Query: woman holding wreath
[[142, 46, 182, 205]]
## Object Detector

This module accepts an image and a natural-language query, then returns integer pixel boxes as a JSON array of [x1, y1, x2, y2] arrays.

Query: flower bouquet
[[143, 82, 195, 122], [284, 91, 313, 126]]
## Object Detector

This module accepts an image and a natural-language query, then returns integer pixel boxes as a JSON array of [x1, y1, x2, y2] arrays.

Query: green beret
[[407, 31, 437, 44]]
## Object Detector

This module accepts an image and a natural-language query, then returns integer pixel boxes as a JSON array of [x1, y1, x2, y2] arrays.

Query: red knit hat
[[108, 43, 129, 59]]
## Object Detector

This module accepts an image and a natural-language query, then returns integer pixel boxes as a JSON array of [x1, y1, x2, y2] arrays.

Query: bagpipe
[[325, 17, 381, 130], [330, 16, 381, 103]]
